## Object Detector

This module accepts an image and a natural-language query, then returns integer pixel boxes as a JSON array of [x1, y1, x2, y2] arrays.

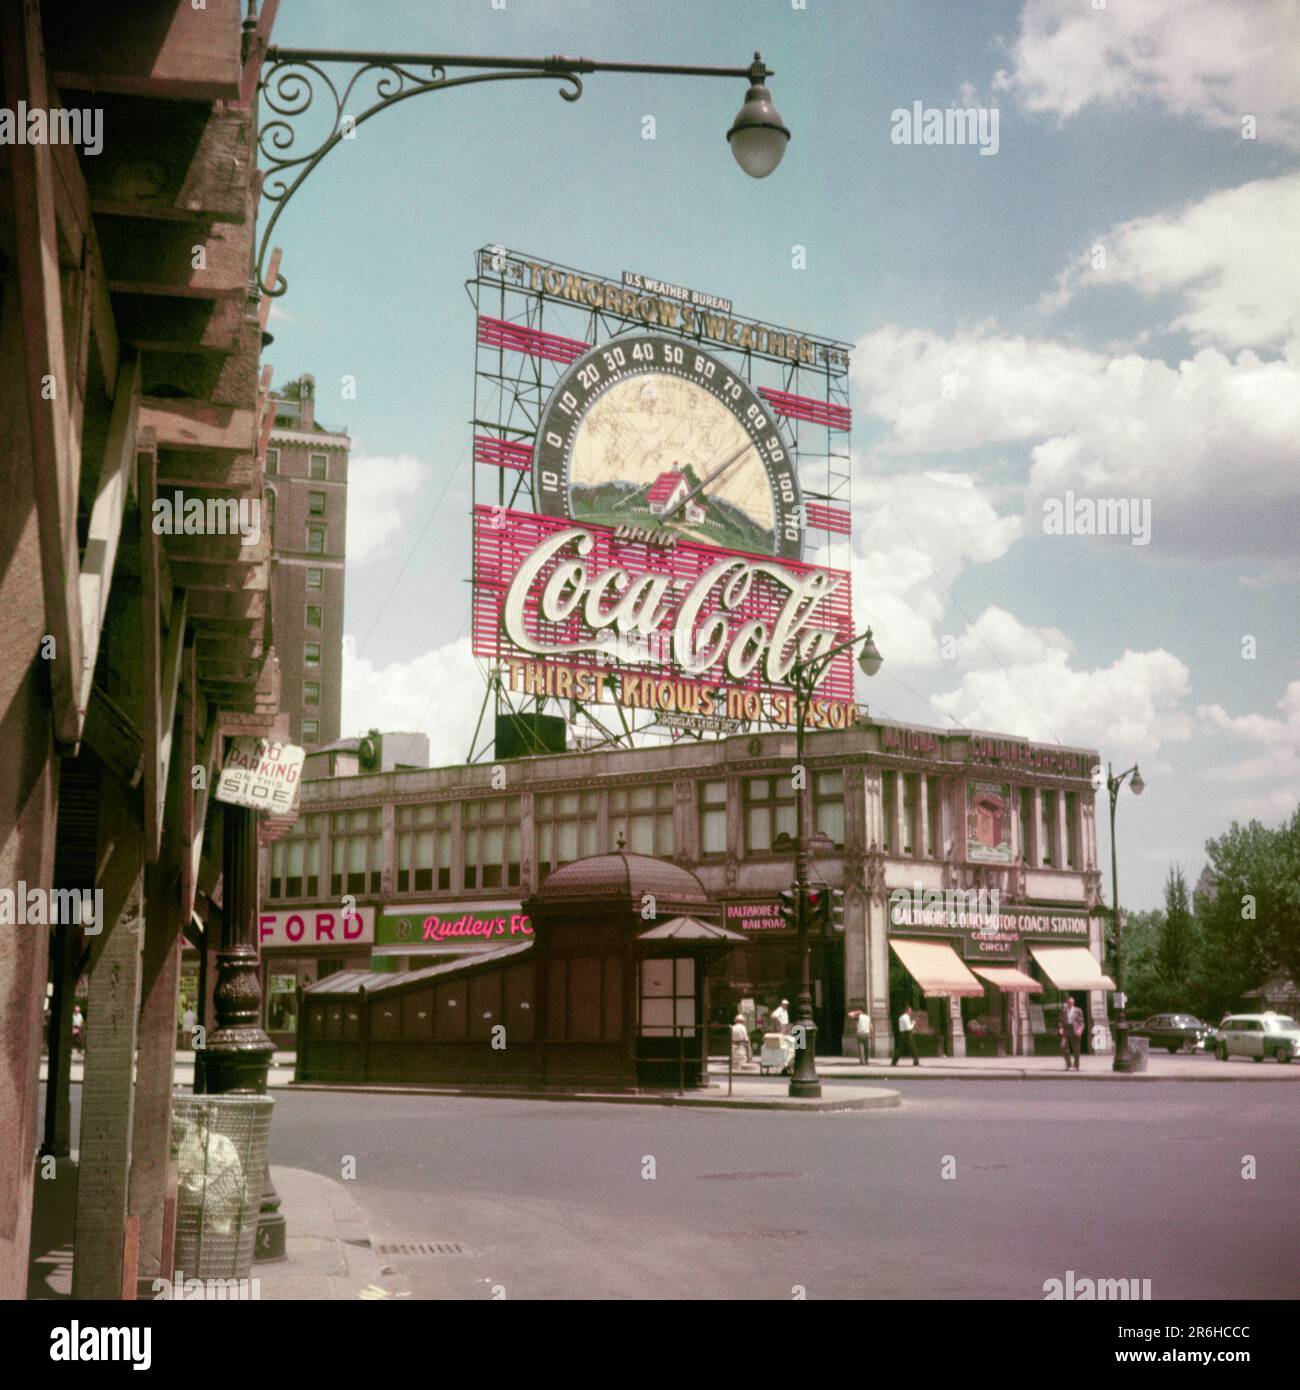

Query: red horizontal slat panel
[[477, 316, 589, 366], [805, 502, 852, 535], [759, 386, 852, 432], [474, 435, 533, 473]]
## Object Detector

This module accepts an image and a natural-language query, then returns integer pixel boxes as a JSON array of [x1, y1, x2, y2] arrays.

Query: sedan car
[[1215, 1013, 1300, 1063], [1131, 1013, 1214, 1053]]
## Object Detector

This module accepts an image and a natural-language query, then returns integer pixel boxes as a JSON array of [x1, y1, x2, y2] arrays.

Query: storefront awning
[[890, 938, 985, 997], [971, 965, 1042, 992], [1029, 945, 1116, 991]]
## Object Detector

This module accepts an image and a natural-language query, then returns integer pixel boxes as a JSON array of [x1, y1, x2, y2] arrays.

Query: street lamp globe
[[727, 69, 790, 177], [1130, 766, 1145, 796], [857, 628, 883, 678]]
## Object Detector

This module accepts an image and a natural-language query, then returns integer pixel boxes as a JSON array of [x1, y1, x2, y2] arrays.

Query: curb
[[285, 1081, 901, 1111]]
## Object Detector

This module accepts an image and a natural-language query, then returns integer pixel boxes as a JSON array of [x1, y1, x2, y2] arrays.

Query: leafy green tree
[[1153, 865, 1197, 1004], [1192, 811, 1300, 1019], [1117, 907, 1165, 1016]]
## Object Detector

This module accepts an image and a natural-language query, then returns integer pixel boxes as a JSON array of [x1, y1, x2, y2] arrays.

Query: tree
[[1153, 865, 1196, 1004], [1118, 907, 1165, 1017], [1192, 811, 1300, 1020]]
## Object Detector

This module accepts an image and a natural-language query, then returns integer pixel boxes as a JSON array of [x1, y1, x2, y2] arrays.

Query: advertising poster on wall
[[966, 780, 1012, 864]]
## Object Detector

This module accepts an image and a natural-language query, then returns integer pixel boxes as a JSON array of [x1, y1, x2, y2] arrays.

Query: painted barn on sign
[[645, 467, 707, 525]]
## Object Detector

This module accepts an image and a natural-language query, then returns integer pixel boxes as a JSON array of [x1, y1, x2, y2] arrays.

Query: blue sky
[[263, 0, 1300, 909]]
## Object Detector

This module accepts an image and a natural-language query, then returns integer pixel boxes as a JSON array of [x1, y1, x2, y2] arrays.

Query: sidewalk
[[45, 1048, 1298, 1089], [255, 1166, 399, 1300], [803, 1052, 1300, 1081]]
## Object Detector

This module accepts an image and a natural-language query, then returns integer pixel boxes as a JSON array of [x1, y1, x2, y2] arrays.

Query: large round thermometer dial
[[533, 335, 802, 560]]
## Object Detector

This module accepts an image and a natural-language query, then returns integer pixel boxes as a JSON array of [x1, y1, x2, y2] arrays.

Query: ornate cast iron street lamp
[[252, 45, 791, 296], [1106, 760, 1145, 1073], [783, 629, 883, 1098]]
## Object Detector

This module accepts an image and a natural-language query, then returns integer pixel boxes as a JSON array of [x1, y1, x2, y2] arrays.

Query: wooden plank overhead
[[42, 0, 242, 103], [78, 95, 250, 223], [78, 350, 141, 718], [3, 0, 84, 748]]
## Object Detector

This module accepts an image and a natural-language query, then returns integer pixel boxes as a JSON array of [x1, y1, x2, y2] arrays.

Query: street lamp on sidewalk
[[784, 628, 883, 1098], [1107, 760, 1145, 1072]]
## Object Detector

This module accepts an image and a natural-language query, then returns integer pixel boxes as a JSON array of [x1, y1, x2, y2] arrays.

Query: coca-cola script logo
[[500, 526, 847, 689]]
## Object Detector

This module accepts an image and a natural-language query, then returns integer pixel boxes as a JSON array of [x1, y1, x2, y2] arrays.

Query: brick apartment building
[[266, 374, 349, 748]]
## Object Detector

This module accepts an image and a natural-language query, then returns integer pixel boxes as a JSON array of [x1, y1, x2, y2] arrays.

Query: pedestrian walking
[[771, 998, 790, 1035], [850, 1008, 872, 1063], [181, 1004, 198, 1050], [891, 1004, 920, 1067], [730, 1014, 752, 1068], [1059, 995, 1084, 1070], [71, 1004, 84, 1053]]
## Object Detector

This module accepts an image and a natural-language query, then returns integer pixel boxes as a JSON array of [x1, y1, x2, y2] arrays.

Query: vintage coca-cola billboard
[[473, 508, 857, 727]]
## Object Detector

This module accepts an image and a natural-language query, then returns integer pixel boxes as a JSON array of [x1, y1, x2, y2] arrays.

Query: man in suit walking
[[1059, 995, 1084, 1070]]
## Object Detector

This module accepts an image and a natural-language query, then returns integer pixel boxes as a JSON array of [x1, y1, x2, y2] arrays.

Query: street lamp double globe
[[783, 627, 884, 1099], [1108, 760, 1145, 1072]]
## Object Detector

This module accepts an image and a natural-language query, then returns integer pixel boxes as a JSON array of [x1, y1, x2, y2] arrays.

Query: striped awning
[[1029, 945, 1117, 991], [971, 965, 1042, 992], [890, 938, 985, 997]]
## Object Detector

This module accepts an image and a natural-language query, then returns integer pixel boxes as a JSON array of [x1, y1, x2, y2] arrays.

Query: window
[[309, 491, 326, 516], [536, 790, 598, 880], [1065, 791, 1079, 868], [397, 803, 452, 893], [307, 526, 325, 554], [1040, 790, 1057, 867], [304, 681, 320, 704], [306, 605, 322, 628], [901, 773, 919, 856], [1019, 787, 1034, 863], [302, 719, 319, 742], [813, 770, 844, 849], [881, 773, 898, 854], [926, 776, 943, 859], [699, 780, 727, 856], [610, 783, 673, 856], [309, 453, 327, 480], [304, 642, 321, 665], [270, 814, 321, 899], [744, 776, 795, 854], [639, 957, 695, 1038], [331, 809, 383, 897], [266, 448, 279, 476], [463, 797, 521, 889], [306, 567, 323, 589]]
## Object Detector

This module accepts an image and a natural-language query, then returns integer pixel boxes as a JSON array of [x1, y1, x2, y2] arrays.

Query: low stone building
[[258, 718, 1113, 1060]]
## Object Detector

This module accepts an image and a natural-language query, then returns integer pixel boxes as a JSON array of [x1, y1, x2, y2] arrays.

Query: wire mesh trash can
[[171, 1094, 274, 1280]]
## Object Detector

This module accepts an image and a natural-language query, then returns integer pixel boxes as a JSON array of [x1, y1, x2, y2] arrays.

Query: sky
[[262, 0, 1300, 910]]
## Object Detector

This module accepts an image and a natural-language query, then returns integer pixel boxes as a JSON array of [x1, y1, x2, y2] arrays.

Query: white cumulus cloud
[[345, 453, 430, 565], [1042, 173, 1300, 352], [1198, 681, 1300, 819], [847, 468, 1023, 669], [993, 0, 1300, 147], [852, 326, 1300, 571], [341, 635, 485, 767], [931, 609, 1194, 759]]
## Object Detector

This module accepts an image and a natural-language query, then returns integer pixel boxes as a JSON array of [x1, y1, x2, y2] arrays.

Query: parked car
[[1214, 1013, 1300, 1063], [1131, 1013, 1214, 1053]]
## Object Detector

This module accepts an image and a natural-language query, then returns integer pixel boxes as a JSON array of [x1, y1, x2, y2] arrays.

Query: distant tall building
[[266, 374, 349, 747]]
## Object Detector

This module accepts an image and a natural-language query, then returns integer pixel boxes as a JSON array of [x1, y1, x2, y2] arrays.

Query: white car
[[1214, 1013, 1300, 1064]]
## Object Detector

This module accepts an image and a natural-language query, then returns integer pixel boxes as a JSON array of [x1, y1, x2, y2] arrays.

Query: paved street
[[252, 1081, 1298, 1300]]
